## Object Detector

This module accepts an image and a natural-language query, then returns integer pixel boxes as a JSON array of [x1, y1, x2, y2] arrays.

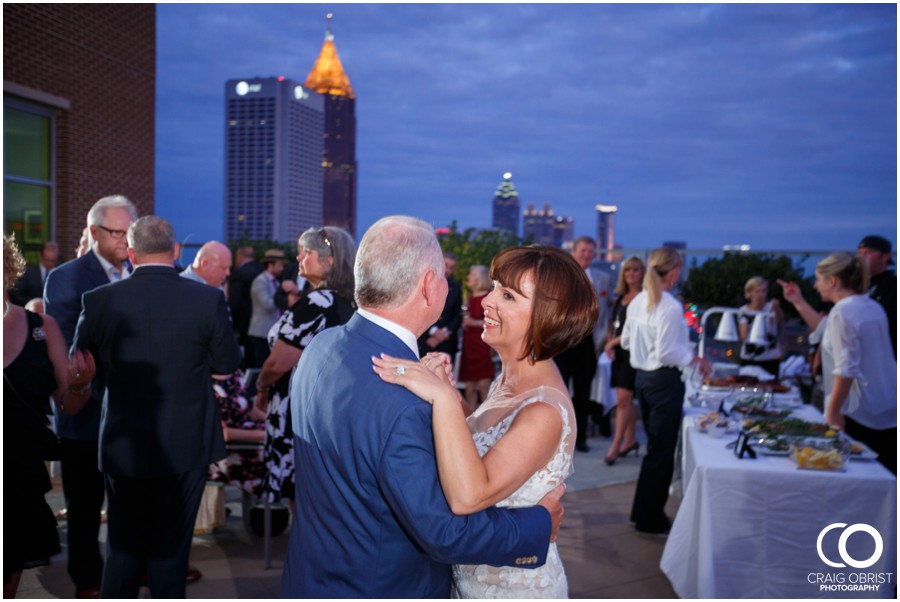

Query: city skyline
[[155, 3, 897, 253]]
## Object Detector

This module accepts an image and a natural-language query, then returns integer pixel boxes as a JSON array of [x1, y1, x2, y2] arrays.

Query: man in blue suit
[[72, 216, 240, 598], [43, 195, 137, 598], [282, 216, 564, 597]]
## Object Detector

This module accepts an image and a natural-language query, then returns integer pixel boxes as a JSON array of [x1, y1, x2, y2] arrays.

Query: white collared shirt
[[621, 290, 694, 371], [92, 246, 130, 283], [357, 308, 420, 359], [821, 294, 897, 429]]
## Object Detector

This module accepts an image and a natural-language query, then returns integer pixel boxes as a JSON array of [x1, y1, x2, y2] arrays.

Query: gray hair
[[86, 195, 139, 227], [354, 216, 443, 309], [127, 216, 176, 255], [298, 226, 357, 300]]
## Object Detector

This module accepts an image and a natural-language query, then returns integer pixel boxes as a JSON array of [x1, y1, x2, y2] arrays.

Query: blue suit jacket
[[43, 251, 113, 440], [72, 266, 240, 477], [282, 313, 551, 598]]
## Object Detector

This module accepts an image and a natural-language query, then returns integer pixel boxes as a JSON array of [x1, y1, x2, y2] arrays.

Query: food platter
[[844, 438, 879, 462]]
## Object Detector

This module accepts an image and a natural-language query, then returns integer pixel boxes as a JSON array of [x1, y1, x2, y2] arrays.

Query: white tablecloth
[[661, 406, 897, 598], [590, 353, 616, 414]]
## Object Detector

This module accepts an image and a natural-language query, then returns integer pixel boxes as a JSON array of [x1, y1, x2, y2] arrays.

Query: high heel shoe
[[618, 442, 640, 457], [603, 451, 618, 466]]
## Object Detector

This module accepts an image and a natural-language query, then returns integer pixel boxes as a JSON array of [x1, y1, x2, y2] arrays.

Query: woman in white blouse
[[621, 247, 710, 536], [782, 252, 896, 473]]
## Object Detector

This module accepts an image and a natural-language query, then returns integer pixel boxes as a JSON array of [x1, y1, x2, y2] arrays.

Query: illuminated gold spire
[[305, 13, 355, 99]]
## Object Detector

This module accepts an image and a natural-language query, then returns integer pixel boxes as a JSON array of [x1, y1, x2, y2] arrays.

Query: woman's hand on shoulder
[[372, 353, 458, 406]]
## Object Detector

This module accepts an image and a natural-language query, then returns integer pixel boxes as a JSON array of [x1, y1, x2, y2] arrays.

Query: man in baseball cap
[[858, 235, 896, 356]]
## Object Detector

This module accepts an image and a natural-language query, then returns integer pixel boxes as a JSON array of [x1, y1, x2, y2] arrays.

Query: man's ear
[[422, 268, 438, 307], [127, 247, 137, 265], [173, 242, 181, 262]]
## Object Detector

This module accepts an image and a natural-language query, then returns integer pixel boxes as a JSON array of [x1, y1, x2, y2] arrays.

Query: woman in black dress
[[255, 227, 357, 506], [602, 256, 645, 466], [3, 234, 94, 597]]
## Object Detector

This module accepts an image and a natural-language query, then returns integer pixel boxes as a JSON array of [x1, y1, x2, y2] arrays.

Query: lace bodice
[[452, 379, 574, 598]]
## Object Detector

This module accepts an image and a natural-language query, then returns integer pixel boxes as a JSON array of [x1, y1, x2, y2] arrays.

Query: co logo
[[816, 523, 883, 569]]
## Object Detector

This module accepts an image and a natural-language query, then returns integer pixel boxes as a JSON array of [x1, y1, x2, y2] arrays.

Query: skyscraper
[[595, 204, 617, 261], [523, 202, 574, 247], [223, 77, 324, 243], [305, 14, 358, 236], [492, 172, 520, 235]]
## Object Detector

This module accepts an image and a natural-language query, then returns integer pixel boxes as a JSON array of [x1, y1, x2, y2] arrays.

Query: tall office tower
[[492, 172, 520, 235], [305, 14, 358, 236], [595, 204, 618, 261], [224, 77, 324, 243]]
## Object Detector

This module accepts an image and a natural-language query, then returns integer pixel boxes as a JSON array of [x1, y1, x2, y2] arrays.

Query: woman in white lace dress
[[373, 246, 599, 598]]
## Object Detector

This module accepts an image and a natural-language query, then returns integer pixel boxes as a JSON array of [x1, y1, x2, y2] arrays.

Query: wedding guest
[[603, 256, 645, 465], [43, 194, 138, 598], [255, 227, 356, 507], [179, 241, 231, 291], [418, 251, 462, 360], [737, 276, 783, 376], [207, 374, 267, 494], [72, 216, 240, 597], [621, 247, 710, 537], [783, 252, 896, 473], [228, 246, 264, 366], [857, 235, 896, 356], [374, 244, 599, 597], [555, 236, 613, 450], [247, 249, 287, 368], [10, 240, 58, 306], [281, 216, 564, 597], [4, 233, 95, 598], [457, 264, 495, 414]]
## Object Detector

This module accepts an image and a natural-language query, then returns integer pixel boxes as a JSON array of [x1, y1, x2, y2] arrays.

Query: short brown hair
[[490, 245, 599, 363]]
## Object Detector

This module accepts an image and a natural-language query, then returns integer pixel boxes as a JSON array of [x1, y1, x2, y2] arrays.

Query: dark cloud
[[155, 3, 896, 252]]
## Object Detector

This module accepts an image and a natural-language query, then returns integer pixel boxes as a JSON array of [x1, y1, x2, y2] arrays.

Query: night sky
[[154, 3, 897, 254]]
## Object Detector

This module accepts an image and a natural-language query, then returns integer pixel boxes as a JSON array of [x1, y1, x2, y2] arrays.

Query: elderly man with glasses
[[44, 195, 138, 598]]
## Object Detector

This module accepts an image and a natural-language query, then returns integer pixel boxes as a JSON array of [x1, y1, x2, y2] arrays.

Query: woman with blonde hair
[[782, 252, 896, 473], [621, 247, 709, 536], [602, 256, 645, 465], [4, 234, 94, 597]]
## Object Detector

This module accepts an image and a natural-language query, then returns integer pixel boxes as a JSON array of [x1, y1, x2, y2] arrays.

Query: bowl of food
[[791, 437, 849, 471]]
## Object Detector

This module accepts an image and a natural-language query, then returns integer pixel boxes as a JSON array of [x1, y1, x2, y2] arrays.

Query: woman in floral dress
[[255, 227, 357, 504]]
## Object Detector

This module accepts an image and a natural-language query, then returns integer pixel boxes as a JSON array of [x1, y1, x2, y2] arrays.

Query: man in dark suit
[[554, 236, 613, 451], [227, 245, 264, 366], [73, 216, 240, 598], [9, 240, 58, 306], [417, 251, 463, 359], [282, 216, 563, 597], [43, 195, 137, 598]]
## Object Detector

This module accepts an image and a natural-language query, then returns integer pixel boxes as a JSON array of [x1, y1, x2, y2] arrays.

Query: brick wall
[[4, 4, 156, 260]]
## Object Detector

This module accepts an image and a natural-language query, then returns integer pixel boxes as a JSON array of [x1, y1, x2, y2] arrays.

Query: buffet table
[[661, 404, 897, 598]]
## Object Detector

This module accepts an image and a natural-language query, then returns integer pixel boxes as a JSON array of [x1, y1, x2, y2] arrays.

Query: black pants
[[59, 438, 105, 591], [845, 417, 896, 475], [101, 468, 207, 599], [554, 335, 597, 446], [630, 367, 684, 533]]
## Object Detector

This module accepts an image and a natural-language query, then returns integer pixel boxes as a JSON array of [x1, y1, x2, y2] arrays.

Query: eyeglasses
[[318, 228, 332, 248], [96, 225, 128, 239]]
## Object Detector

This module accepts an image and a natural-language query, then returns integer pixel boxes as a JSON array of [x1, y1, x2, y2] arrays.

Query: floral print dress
[[261, 289, 355, 502]]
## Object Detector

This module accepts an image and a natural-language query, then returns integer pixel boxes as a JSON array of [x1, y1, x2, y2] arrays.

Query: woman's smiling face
[[481, 270, 535, 356]]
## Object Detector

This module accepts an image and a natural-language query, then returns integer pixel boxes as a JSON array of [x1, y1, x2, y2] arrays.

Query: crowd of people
[[3, 192, 896, 597]]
